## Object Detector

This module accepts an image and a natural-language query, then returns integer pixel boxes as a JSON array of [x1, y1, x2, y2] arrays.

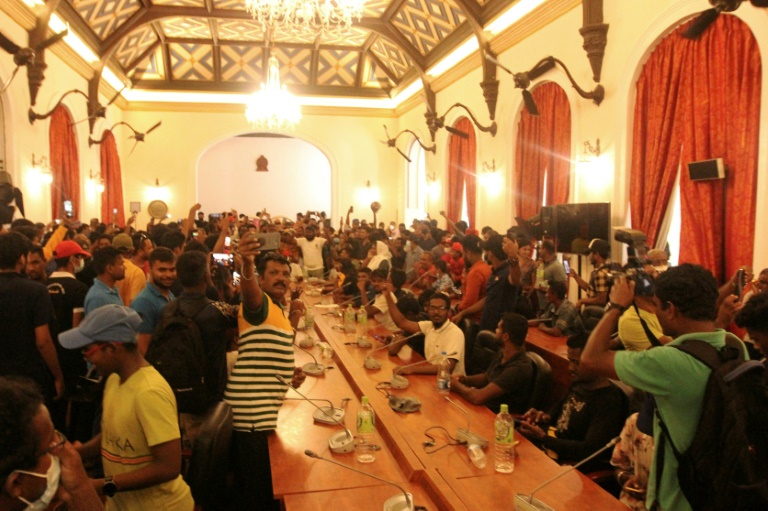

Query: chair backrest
[[460, 318, 480, 360], [185, 401, 233, 508], [526, 351, 552, 410], [467, 328, 499, 376]]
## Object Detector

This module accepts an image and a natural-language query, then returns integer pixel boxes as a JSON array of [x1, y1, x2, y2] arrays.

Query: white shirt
[[372, 292, 397, 331], [418, 320, 465, 375], [296, 237, 326, 270]]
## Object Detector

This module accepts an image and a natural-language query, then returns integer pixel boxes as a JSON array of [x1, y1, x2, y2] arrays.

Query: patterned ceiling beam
[[368, 50, 402, 85], [357, 19, 427, 73]]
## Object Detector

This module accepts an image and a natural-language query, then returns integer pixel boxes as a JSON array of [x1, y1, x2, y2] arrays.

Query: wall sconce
[[581, 139, 600, 161], [479, 159, 501, 192], [426, 170, 436, 183], [481, 159, 496, 173], [89, 169, 105, 194], [31, 153, 53, 184]]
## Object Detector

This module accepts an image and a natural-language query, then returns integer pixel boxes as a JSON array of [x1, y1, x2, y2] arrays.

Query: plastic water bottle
[[494, 404, 515, 473], [468, 444, 487, 469], [344, 305, 356, 334], [356, 306, 368, 341], [356, 396, 376, 463], [436, 351, 450, 393], [535, 262, 545, 287]]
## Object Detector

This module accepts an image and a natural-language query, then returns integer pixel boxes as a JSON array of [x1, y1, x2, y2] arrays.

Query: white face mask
[[15, 455, 61, 511], [74, 257, 85, 274]]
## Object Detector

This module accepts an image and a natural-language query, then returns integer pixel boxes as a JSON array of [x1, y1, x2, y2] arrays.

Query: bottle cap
[[500, 404, 509, 413], [362, 396, 369, 405]]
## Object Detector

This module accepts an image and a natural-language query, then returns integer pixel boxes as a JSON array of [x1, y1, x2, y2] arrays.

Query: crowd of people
[[1, 202, 767, 511]]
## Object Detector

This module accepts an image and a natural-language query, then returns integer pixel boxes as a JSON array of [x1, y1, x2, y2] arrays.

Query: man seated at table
[[528, 280, 585, 337], [449, 312, 534, 413], [359, 269, 398, 331], [383, 289, 465, 375], [516, 332, 627, 472]]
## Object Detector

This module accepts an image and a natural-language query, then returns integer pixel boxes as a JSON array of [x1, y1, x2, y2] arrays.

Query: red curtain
[[514, 82, 571, 221], [631, 14, 760, 281], [446, 116, 477, 227], [48, 106, 80, 219], [99, 130, 125, 225]]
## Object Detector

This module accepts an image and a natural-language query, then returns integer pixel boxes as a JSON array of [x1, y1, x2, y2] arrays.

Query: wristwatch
[[606, 301, 628, 314], [102, 476, 118, 498]]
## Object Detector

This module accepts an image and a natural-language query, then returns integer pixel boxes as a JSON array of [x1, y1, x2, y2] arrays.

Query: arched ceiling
[[55, 0, 518, 99]]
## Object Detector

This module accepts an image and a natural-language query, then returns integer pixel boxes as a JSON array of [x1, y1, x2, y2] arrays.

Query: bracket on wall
[[580, 0, 609, 82]]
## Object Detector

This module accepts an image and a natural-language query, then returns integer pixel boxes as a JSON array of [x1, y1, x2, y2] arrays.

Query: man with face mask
[[0, 376, 103, 511], [46, 241, 92, 432]]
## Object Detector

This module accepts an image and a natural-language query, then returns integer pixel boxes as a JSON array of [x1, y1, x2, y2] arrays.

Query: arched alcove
[[197, 134, 332, 218]]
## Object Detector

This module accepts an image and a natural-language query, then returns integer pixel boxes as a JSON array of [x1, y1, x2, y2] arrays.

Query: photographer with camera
[[616, 265, 673, 351]]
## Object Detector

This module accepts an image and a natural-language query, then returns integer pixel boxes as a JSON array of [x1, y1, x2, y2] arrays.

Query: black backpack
[[146, 300, 213, 414], [656, 337, 768, 510]]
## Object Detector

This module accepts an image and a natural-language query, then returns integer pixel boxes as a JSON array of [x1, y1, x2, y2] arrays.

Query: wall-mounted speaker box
[[688, 158, 725, 181]]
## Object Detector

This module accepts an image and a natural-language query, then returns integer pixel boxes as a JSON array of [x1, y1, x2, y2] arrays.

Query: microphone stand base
[[457, 428, 489, 449], [513, 494, 554, 511], [390, 374, 409, 389], [328, 430, 355, 454], [383, 492, 414, 511], [303, 362, 326, 376]]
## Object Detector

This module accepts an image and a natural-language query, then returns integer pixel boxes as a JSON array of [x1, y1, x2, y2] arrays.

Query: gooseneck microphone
[[364, 331, 422, 369], [514, 436, 620, 511], [293, 336, 326, 376], [275, 375, 354, 453], [444, 396, 490, 448], [304, 450, 413, 511], [391, 351, 458, 389]]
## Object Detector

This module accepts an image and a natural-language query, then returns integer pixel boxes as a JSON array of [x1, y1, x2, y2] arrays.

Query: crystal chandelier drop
[[244, 0, 365, 35], [245, 54, 302, 132]]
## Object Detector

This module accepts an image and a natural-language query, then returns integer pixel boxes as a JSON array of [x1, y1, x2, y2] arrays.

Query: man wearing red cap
[[47, 240, 92, 432], [442, 241, 465, 287]]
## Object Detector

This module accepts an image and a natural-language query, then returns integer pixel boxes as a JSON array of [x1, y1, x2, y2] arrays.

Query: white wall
[[196, 135, 331, 218]]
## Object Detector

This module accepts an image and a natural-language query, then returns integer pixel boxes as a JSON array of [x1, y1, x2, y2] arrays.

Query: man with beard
[[224, 237, 306, 511], [130, 248, 177, 355], [25, 246, 48, 284], [384, 290, 465, 375], [295, 225, 326, 279], [84, 247, 126, 315], [452, 234, 491, 325]]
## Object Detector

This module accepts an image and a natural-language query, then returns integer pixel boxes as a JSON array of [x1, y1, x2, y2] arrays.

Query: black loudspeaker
[[688, 158, 725, 181], [541, 206, 554, 236]]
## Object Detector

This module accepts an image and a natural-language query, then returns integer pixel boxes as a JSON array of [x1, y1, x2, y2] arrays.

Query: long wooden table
[[270, 304, 624, 510], [525, 328, 570, 406]]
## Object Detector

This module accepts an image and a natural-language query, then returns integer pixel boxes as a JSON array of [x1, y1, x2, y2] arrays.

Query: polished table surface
[[524, 328, 570, 406], [271, 301, 624, 510]]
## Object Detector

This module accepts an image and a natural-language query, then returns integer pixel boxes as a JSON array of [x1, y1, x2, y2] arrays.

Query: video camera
[[613, 228, 655, 297]]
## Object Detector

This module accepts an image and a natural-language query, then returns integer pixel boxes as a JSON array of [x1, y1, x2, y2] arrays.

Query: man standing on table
[[384, 289, 465, 375], [224, 235, 306, 511]]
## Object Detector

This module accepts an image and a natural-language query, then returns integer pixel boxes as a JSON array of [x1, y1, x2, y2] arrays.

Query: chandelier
[[245, 54, 302, 132], [244, 0, 365, 35]]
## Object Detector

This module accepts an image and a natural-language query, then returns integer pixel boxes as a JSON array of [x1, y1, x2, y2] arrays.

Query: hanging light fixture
[[245, 53, 302, 132], [244, 0, 364, 35]]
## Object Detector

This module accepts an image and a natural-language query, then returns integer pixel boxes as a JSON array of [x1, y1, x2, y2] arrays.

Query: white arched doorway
[[197, 133, 332, 218]]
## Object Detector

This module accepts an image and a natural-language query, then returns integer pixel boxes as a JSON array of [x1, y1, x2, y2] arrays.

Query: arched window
[[514, 81, 571, 221], [630, 14, 760, 280], [405, 139, 427, 217], [446, 116, 476, 227], [48, 105, 80, 219]]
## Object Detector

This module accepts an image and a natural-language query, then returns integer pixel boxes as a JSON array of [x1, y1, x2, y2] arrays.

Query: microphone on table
[[275, 375, 354, 453], [513, 436, 620, 511], [280, 397, 348, 425], [364, 331, 422, 369], [444, 396, 490, 448], [391, 351, 458, 389], [292, 337, 327, 377], [304, 450, 414, 511]]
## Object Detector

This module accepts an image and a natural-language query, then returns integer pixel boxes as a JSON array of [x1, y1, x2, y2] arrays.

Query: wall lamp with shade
[[89, 169, 104, 193], [30, 153, 53, 184], [581, 139, 600, 162]]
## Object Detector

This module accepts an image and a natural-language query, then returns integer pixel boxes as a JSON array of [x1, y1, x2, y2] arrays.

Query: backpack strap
[[632, 303, 663, 348], [174, 299, 210, 322]]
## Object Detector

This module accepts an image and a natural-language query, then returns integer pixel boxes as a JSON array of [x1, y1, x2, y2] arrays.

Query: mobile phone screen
[[563, 260, 570, 274], [63, 200, 73, 214]]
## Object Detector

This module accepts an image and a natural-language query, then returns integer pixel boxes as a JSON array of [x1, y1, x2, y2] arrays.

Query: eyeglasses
[[47, 430, 67, 454], [427, 305, 449, 311]]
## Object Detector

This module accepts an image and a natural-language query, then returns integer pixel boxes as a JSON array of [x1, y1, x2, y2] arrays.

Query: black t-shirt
[[162, 292, 239, 404], [76, 261, 97, 289], [480, 262, 523, 331], [0, 272, 55, 389], [485, 350, 534, 414], [47, 274, 89, 385]]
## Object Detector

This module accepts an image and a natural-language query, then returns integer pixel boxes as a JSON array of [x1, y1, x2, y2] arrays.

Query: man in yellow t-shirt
[[617, 277, 672, 351], [60, 305, 193, 511]]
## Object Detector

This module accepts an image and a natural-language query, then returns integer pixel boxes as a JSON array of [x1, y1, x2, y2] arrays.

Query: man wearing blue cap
[[59, 305, 193, 510]]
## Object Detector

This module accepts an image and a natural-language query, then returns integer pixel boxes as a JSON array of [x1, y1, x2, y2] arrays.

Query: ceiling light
[[245, 0, 364, 35], [245, 54, 301, 132]]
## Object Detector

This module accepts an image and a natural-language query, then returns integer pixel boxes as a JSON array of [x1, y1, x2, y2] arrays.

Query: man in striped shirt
[[225, 236, 306, 511]]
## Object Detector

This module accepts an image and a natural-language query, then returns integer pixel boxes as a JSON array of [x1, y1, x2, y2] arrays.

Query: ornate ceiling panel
[[57, 0, 524, 99], [113, 25, 158, 69], [161, 18, 213, 39], [70, 0, 141, 40]]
